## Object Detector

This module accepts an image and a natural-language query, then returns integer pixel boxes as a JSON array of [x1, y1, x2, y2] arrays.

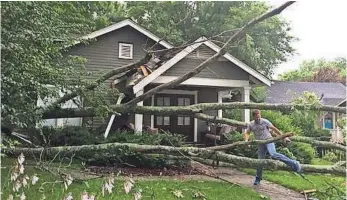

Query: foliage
[[337, 117, 347, 138], [222, 131, 257, 158], [223, 109, 242, 122], [250, 86, 267, 103], [287, 142, 316, 164], [124, 1, 295, 77], [322, 152, 339, 163], [279, 57, 346, 84], [290, 91, 322, 136], [1, 2, 124, 129], [259, 110, 303, 135]]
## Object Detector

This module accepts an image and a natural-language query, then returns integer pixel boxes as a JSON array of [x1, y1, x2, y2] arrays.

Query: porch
[[133, 79, 253, 143]]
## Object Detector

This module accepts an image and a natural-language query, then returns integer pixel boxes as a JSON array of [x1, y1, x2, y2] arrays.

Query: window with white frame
[[118, 43, 133, 59], [177, 97, 191, 125], [156, 97, 170, 125]]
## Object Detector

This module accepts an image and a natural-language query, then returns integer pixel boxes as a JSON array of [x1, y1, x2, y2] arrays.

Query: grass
[[1, 158, 265, 200], [241, 157, 346, 198]]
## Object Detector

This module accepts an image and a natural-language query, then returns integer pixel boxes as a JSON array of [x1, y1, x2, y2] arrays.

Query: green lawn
[[242, 158, 346, 199], [1, 158, 264, 200]]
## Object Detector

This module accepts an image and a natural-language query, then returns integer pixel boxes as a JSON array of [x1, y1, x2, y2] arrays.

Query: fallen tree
[[6, 135, 345, 176]]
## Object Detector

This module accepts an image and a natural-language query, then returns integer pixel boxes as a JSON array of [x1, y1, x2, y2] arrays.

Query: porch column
[[241, 87, 251, 123], [134, 89, 144, 134], [332, 112, 336, 129], [217, 91, 223, 118]]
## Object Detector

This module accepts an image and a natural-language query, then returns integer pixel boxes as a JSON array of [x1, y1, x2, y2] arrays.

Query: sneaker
[[293, 161, 302, 173], [253, 177, 261, 185]]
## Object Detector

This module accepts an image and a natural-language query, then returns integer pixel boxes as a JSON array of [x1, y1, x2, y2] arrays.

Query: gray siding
[[67, 26, 164, 130], [163, 45, 249, 80], [197, 88, 218, 141]]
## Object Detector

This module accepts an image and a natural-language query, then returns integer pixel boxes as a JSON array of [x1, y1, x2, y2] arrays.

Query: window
[[156, 96, 170, 125], [177, 97, 190, 125], [118, 43, 133, 59]]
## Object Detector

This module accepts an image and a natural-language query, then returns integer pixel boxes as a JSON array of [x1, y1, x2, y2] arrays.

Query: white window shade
[[119, 43, 133, 59]]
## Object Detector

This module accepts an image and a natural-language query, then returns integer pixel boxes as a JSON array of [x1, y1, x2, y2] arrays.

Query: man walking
[[244, 109, 302, 185]]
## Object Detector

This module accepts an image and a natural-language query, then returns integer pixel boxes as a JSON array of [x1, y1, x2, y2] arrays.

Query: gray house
[[265, 81, 346, 130], [43, 19, 271, 143]]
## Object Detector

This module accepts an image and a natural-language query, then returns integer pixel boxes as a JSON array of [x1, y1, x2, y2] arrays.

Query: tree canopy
[[279, 57, 346, 84]]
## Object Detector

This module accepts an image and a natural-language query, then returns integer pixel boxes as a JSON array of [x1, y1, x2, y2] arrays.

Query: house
[[41, 19, 271, 143], [265, 81, 346, 131]]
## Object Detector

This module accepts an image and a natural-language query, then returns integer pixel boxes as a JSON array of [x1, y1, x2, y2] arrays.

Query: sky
[[269, 0, 347, 79]]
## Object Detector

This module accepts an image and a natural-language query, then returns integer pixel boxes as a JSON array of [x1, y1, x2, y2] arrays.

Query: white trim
[[76, 19, 173, 49], [133, 38, 204, 94], [337, 99, 346, 107], [118, 43, 133, 59], [150, 95, 155, 128], [135, 89, 144, 133], [217, 91, 223, 118], [241, 87, 251, 124], [150, 89, 198, 143], [152, 76, 249, 88], [133, 37, 270, 93]]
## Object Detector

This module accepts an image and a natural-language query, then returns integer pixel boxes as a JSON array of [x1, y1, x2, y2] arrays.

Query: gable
[[67, 25, 166, 88], [133, 37, 271, 93]]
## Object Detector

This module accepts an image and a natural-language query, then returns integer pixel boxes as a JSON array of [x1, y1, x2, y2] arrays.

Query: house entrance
[[154, 94, 194, 141]]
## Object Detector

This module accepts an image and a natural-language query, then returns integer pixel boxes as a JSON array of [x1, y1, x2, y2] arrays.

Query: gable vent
[[119, 43, 133, 59]]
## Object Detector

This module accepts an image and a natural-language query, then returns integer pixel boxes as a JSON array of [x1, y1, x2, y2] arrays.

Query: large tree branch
[[43, 54, 151, 113], [7, 141, 344, 175], [291, 136, 346, 151], [126, 2, 295, 105], [42, 102, 346, 119], [206, 133, 295, 151]]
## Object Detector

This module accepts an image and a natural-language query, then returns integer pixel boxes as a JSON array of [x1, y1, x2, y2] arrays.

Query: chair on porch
[[203, 123, 236, 146]]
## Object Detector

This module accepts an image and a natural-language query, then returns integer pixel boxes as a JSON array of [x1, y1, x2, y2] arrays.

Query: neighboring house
[[41, 19, 271, 143], [265, 81, 346, 131]]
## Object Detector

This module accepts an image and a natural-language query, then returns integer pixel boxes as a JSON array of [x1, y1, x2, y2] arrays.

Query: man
[[244, 109, 301, 185]]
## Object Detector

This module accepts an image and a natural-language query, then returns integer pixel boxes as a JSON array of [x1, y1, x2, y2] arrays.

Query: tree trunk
[[7, 141, 345, 175]]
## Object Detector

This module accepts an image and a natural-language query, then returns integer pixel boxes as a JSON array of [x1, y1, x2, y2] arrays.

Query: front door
[[154, 94, 194, 141]]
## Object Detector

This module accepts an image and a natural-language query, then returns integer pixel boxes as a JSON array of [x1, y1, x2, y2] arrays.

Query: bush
[[31, 126, 94, 146], [223, 131, 258, 158], [100, 131, 187, 147], [322, 152, 339, 163], [260, 110, 303, 135], [287, 142, 316, 164]]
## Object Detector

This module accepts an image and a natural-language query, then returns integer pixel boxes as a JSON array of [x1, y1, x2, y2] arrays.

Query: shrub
[[322, 152, 339, 163], [260, 110, 303, 135], [31, 126, 93, 146], [287, 142, 316, 164]]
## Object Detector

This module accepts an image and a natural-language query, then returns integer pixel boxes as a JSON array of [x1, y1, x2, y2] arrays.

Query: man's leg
[[266, 143, 301, 172], [255, 144, 266, 185]]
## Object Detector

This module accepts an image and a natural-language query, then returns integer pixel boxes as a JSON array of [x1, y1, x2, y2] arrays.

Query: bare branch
[[127, 2, 295, 105]]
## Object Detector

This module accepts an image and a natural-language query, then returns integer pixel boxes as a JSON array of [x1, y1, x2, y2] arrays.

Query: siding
[[66, 25, 164, 130], [163, 45, 249, 80]]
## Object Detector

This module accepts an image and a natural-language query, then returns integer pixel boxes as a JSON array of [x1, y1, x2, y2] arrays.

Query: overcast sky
[[269, 1, 347, 79]]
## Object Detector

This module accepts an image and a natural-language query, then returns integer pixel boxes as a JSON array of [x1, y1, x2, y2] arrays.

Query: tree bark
[[126, 2, 295, 105], [291, 136, 346, 151], [41, 102, 346, 119], [7, 140, 344, 175], [206, 133, 294, 150]]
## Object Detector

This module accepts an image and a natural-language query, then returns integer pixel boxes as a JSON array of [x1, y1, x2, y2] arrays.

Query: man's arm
[[269, 125, 283, 136], [244, 129, 251, 142]]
